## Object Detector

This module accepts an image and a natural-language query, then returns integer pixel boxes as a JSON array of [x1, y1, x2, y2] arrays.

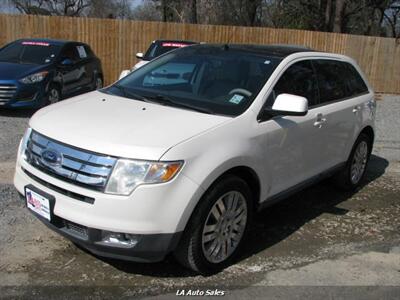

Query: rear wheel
[[174, 175, 252, 274], [333, 133, 371, 190]]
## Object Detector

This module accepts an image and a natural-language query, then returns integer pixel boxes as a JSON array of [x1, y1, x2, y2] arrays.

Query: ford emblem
[[41, 148, 62, 166]]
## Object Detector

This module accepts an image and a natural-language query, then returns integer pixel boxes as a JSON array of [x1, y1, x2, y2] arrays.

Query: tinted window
[[267, 60, 319, 107], [314, 60, 369, 104], [60, 44, 81, 62], [84, 45, 95, 58], [343, 63, 368, 96], [143, 42, 195, 60], [0, 41, 62, 65], [104, 46, 281, 116], [314, 60, 348, 103]]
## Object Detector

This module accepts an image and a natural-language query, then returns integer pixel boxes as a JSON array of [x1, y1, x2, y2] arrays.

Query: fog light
[[100, 231, 139, 248]]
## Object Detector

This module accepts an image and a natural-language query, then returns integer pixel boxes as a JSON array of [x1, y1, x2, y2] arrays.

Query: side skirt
[[257, 162, 346, 212]]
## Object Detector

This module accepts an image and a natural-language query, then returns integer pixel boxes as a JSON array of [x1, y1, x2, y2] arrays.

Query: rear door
[[312, 59, 370, 169]]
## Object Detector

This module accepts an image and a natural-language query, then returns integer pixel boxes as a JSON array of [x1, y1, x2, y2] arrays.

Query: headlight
[[105, 159, 183, 195], [19, 127, 32, 160], [20, 71, 48, 84]]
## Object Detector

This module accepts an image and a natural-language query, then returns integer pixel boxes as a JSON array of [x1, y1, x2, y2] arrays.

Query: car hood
[[0, 62, 46, 80], [30, 91, 230, 160]]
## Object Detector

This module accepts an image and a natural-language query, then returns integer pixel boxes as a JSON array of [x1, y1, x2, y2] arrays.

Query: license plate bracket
[[25, 184, 55, 222]]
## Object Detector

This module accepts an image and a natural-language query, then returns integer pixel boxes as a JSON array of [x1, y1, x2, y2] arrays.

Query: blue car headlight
[[20, 71, 48, 84]]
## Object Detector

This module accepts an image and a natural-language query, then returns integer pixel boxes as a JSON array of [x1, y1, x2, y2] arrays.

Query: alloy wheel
[[48, 88, 60, 104], [350, 140, 368, 184], [95, 77, 103, 90], [201, 191, 247, 264]]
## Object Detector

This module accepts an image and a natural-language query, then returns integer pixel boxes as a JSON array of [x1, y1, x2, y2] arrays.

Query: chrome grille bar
[[25, 131, 117, 191], [0, 85, 17, 100], [0, 85, 17, 89]]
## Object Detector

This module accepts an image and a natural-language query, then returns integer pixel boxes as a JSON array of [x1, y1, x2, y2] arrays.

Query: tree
[[10, 0, 90, 16], [87, 0, 133, 19], [131, 0, 161, 21], [383, 0, 400, 37]]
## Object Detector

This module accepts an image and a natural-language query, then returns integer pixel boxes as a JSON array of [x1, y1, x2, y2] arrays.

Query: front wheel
[[174, 175, 252, 274], [94, 75, 103, 90], [45, 85, 61, 106]]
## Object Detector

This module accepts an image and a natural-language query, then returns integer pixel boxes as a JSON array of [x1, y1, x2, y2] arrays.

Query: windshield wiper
[[146, 94, 214, 115], [112, 85, 151, 103]]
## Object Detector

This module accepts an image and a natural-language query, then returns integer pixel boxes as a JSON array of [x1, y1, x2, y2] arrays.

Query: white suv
[[14, 44, 375, 274]]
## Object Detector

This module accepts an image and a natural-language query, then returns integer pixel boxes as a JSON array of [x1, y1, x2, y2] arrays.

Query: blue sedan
[[0, 38, 103, 109]]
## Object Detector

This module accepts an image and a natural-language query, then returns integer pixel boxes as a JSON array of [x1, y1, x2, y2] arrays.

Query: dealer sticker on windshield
[[229, 94, 244, 104]]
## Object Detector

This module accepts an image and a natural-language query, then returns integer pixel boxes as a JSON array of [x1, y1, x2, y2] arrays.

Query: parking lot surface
[[0, 96, 399, 299]]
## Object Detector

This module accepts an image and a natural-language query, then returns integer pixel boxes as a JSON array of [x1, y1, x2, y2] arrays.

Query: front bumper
[[20, 191, 181, 262], [0, 79, 47, 108], [14, 156, 203, 261]]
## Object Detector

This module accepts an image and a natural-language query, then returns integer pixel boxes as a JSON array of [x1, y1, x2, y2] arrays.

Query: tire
[[45, 84, 61, 106], [333, 133, 372, 190], [174, 175, 253, 275]]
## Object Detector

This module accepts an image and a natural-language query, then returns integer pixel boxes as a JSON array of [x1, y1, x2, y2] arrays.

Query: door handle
[[313, 113, 327, 128], [352, 105, 361, 113]]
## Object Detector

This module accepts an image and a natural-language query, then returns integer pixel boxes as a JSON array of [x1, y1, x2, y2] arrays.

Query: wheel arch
[[220, 166, 261, 210], [182, 165, 262, 230], [360, 125, 375, 146]]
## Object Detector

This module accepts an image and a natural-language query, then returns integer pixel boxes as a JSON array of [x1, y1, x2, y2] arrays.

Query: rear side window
[[314, 60, 368, 104], [313, 60, 347, 103], [267, 60, 319, 107], [84, 45, 95, 58], [343, 63, 369, 96]]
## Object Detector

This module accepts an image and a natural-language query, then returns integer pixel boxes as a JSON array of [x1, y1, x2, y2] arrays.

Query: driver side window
[[266, 60, 319, 108]]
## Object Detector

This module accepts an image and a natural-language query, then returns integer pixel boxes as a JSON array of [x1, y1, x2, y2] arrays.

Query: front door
[[256, 60, 325, 197], [57, 44, 87, 95]]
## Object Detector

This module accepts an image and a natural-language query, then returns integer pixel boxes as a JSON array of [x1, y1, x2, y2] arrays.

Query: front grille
[[23, 168, 95, 204], [0, 84, 17, 104], [63, 220, 88, 239], [25, 131, 117, 192]]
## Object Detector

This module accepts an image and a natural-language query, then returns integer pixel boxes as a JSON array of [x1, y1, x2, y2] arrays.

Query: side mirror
[[258, 93, 308, 121], [60, 58, 73, 66], [136, 52, 144, 59]]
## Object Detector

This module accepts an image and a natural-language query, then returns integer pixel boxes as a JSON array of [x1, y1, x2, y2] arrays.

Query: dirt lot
[[0, 96, 399, 299]]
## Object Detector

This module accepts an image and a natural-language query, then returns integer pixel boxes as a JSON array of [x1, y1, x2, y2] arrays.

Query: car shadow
[[0, 108, 36, 118], [83, 154, 389, 277]]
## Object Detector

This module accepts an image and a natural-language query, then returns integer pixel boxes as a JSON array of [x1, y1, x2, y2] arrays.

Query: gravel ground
[[0, 97, 399, 299], [374, 95, 400, 162]]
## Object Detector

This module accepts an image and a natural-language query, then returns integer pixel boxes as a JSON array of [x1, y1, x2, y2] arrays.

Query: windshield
[[104, 45, 281, 116], [143, 42, 195, 61], [0, 41, 62, 65]]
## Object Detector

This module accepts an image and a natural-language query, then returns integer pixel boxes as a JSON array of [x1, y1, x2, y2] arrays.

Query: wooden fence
[[0, 14, 399, 93]]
